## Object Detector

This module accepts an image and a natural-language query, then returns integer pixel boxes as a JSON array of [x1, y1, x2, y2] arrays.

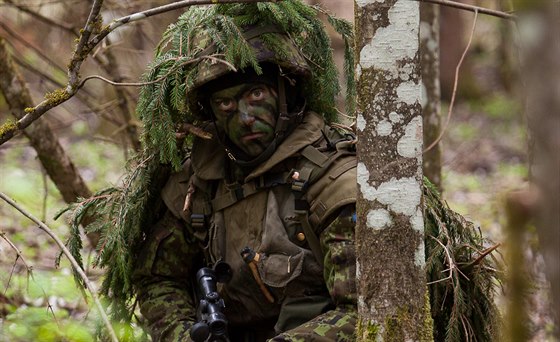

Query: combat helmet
[[136, 1, 355, 170], [189, 24, 314, 167]]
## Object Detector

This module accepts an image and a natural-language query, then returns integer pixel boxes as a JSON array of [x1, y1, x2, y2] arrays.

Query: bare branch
[[78, 54, 236, 88], [416, 0, 516, 20], [0, 231, 33, 274], [67, 0, 104, 91], [0, 191, 119, 342], [424, 9, 478, 153], [0, 21, 68, 74], [3, 0, 79, 33]]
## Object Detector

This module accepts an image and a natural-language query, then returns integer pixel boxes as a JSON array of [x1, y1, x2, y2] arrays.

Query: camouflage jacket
[[132, 112, 357, 341]]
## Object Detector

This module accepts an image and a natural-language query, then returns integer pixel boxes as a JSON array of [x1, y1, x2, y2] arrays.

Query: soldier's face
[[210, 82, 278, 157]]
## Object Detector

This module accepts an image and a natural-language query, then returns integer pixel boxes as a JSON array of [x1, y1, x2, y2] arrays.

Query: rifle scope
[[190, 267, 228, 341]]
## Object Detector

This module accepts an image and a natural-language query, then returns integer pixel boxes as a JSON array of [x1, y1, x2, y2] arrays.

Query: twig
[[0, 20, 68, 74], [426, 236, 455, 285], [67, 0, 103, 92], [0, 192, 119, 342], [415, 0, 516, 20], [3, 0, 79, 33], [463, 243, 501, 269], [0, 0, 280, 147], [0, 231, 33, 274], [78, 54, 236, 89], [424, 9, 478, 153]]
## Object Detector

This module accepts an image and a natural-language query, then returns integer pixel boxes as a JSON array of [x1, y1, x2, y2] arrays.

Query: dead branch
[[0, 231, 33, 274], [0, 0, 282, 146], [0, 21, 68, 74], [416, 0, 516, 20], [3, 0, 79, 33], [0, 191, 119, 342], [424, 9, 478, 153]]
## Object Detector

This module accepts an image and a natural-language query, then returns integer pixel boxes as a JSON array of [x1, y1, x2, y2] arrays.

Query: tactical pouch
[[274, 295, 333, 334]]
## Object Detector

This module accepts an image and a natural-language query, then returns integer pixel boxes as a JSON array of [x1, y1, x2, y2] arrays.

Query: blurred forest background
[[0, 0, 557, 341]]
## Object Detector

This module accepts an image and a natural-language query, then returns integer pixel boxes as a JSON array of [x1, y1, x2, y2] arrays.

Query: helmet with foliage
[[137, 1, 355, 170]]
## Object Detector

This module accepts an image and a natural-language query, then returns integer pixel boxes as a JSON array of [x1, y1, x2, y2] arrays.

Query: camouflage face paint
[[210, 83, 278, 157]]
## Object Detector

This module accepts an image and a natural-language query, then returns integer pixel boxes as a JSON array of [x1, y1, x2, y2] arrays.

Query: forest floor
[[0, 95, 557, 340]]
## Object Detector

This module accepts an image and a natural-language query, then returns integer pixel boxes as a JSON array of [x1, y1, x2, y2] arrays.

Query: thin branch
[[78, 54, 236, 88], [0, 0, 281, 147], [0, 21, 68, 75], [424, 9, 478, 153], [0, 192, 119, 342], [415, 0, 516, 20], [3, 0, 78, 33], [0, 231, 33, 274], [463, 243, 501, 269], [426, 235, 455, 285], [67, 0, 104, 91]]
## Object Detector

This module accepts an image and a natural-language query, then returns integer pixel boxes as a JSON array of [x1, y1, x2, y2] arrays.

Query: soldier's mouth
[[242, 132, 265, 142]]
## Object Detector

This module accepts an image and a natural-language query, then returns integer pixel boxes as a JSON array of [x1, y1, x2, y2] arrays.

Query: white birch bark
[[354, 0, 432, 340]]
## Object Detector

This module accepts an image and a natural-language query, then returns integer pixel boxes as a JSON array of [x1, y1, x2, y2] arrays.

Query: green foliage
[[424, 178, 503, 342], [60, 155, 171, 334], [1, 270, 96, 342]]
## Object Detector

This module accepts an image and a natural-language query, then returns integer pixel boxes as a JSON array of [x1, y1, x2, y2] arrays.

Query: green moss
[[44, 89, 70, 106], [357, 318, 380, 341], [422, 289, 435, 342], [0, 119, 17, 137], [385, 303, 433, 342]]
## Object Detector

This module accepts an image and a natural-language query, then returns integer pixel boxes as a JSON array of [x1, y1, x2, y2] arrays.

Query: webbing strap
[[211, 172, 290, 212], [294, 210, 324, 268], [300, 145, 328, 166]]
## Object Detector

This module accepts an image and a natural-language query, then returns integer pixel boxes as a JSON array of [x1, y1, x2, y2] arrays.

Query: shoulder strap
[[290, 130, 357, 266]]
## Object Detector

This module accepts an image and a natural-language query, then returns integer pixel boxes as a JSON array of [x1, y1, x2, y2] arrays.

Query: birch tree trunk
[[420, 3, 442, 189], [354, 0, 433, 340]]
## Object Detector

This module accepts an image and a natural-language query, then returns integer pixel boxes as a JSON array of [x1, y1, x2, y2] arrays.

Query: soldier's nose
[[239, 111, 256, 126], [238, 103, 256, 126]]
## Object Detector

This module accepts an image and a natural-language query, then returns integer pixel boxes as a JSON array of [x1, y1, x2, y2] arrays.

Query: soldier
[[132, 3, 357, 341]]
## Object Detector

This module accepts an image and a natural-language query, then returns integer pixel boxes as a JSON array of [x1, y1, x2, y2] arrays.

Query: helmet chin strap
[[224, 74, 305, 170]]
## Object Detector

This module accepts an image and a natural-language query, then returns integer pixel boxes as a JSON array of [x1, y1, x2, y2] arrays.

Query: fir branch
[[423, 177, 502, 341]]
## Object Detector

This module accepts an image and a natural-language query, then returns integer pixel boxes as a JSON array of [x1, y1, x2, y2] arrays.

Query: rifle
[[190, 267, 229, 342]]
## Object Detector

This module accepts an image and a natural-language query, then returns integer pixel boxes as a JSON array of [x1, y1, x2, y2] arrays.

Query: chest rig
[[187, 126, 356, 268]]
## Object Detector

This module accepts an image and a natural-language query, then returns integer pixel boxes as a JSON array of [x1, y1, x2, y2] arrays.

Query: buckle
[[191, 214, 206, 230]]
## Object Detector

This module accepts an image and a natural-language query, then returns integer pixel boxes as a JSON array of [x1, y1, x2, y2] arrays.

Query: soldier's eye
[[216, 99, 235, 111], [249, 88, 265, 101]]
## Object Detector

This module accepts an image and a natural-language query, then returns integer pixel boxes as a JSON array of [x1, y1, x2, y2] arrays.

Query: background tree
[[517, 0, 560, 336], [420, 2, 442, 189]]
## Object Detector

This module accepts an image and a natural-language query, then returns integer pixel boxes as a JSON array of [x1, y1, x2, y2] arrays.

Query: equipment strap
[[294, 209, 324, 269]]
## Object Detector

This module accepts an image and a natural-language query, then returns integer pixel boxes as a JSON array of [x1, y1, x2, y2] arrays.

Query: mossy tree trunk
[[420, 3, 442, 190], [0, 37, 98, 247], [354, 0, 433, 340]]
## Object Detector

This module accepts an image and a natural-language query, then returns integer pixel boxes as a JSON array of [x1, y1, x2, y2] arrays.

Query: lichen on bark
[[355, 0, 433, 340]]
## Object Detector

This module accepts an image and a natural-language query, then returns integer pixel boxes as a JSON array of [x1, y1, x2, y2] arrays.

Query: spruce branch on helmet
[[136, 1, 355, 170]]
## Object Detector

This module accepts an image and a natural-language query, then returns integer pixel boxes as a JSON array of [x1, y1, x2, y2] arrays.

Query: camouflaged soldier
[[132, 4, 357, 341]]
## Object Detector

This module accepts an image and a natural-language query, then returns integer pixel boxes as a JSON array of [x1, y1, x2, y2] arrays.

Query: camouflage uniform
[[133, 111, 357, 341]]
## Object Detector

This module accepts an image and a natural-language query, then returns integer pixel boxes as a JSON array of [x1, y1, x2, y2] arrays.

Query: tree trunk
[[0, 36, 99, 247], [354, 0, 433, 340], [420, 3, 442, 190], [521, 1, 560, 332]]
